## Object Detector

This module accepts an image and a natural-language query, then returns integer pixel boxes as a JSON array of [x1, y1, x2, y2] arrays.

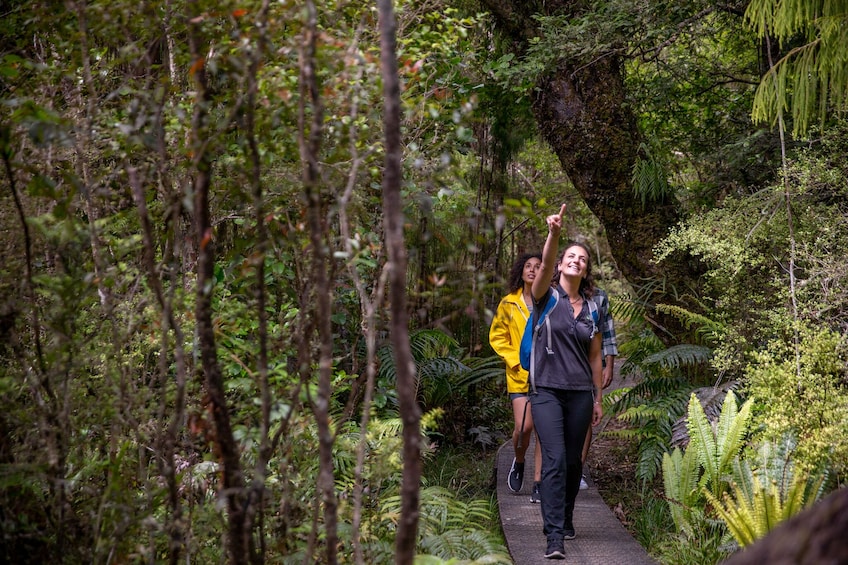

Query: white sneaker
[[579, 475, 588, 490]]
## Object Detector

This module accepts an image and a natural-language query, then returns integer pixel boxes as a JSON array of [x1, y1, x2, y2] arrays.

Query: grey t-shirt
[[531, 287, 594, 391]]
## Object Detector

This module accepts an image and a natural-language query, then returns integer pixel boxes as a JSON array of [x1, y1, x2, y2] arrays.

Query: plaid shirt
[[593, 288, 618, 360]]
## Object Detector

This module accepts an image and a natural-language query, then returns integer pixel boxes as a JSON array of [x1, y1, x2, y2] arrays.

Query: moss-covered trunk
[[482, 0, 704, 343]]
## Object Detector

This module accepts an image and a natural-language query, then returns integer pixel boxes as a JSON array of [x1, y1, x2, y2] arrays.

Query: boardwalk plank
[[497, 435, 657, 565]]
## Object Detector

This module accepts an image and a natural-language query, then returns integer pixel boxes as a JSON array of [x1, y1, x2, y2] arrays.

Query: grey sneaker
[[580, 474, 589, 490], [544, 539, 565, 559], [530, 481, 541, 503], [507, 458, 525, 493]]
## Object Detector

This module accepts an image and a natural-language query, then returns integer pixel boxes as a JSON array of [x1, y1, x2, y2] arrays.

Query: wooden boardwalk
[[497, 433, 657, 564]]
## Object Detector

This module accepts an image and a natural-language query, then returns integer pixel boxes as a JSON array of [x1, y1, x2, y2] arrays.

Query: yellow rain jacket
[[489, 288, 532, 394]]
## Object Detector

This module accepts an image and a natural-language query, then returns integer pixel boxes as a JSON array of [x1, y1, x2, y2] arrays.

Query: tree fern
[[382, 486, 510, 563], [454, 355, 504, 389], [655, 304, 726, 346], [609, 386, 691, 481], [606, 374, 692, 481]]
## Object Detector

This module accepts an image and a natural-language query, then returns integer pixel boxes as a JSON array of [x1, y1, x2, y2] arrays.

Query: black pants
[[530, 387, 593, 541]]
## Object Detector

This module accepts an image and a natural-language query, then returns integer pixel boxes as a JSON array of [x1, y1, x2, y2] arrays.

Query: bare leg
[[512, 395, 533, 462]]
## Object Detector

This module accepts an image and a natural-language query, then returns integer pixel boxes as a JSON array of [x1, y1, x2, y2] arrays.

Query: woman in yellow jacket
[[489, 252, 544, 502]]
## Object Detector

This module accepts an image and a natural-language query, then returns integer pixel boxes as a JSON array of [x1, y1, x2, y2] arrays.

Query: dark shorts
[[509, 392, 529, 401]]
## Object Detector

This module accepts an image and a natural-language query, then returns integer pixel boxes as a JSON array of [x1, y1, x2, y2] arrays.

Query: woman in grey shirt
[[528, 204, 603, 560]]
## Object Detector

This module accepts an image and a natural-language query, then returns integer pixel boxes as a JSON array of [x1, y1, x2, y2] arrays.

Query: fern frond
[[631, 144, 673, 208], [716, 394, 752, 477], [745, 0, 848, 136], [409, 329, 462, 361], [662, 446, 702, 535], [687, 392, 720, 496], [455, 355, 504, 388], [636, 436, 669, 482], [641, 344, 713, 370], [655, 304, 726, 344], [610, 294, 647, 325]]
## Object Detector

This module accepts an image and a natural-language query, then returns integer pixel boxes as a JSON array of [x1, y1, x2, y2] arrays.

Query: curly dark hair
[[554, 241, 595, 298], [507, 252, 542, 293]]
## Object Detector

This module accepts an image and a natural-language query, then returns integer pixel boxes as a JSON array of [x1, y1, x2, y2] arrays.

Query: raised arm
[[532, 203, 566, 301]]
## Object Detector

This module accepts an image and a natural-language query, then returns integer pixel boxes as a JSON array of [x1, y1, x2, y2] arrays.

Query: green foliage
[[687, 391, 753, 500], [632, 142, 674, 209], [659, 392, 753, 563], [641, 344, 714, 372], [704, 436, 826, 548], [630, 492, 675, 555], [653, 520, 732, 565], [745, 0, 848, 137], [655, 127, 848, 383], [608, 299, 720, 482], [662, 443, 703, 539], [373, 330, 508, 444], [624, 4, 768, 207], [380, 487, 510, 564], [662, 392, 750, 534], [744, 326, 848, 478]]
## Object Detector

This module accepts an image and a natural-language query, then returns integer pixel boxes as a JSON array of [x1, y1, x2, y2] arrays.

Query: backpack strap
[[527, 291, 599, 394], [527, 289, 558, 395]]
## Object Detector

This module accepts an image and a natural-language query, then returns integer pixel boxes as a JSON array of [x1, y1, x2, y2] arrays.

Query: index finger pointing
[[559, 203, 567, 217]]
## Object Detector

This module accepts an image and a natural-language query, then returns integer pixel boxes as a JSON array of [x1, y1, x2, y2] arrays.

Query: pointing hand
[[546, 203, 567, 234]]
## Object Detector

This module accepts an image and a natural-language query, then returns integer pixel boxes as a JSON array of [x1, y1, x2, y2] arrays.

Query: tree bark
[[187, 6, 248, 563], [299, 2, 340, 563], [378, 0, 422, 562], [482, 0, 705, 342]]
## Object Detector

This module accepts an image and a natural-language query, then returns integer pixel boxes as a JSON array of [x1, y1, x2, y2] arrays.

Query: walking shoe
[[544, 539, 565, 559], [579, 474, 588, 490], [507, 458, 525, 493], [564, 517, 576, 540], [530, 481, 541, 503]]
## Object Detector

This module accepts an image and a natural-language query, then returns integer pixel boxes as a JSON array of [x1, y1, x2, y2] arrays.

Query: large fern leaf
[[686, 392, 720, 496], [716, 394, 753, 481], [654, 304, 727, 345], [662, 445, 702, 536], [641, 344, 713, 370]]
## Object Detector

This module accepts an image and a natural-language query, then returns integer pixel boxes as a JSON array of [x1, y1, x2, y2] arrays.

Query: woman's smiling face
[[560, 245, 589, 279]]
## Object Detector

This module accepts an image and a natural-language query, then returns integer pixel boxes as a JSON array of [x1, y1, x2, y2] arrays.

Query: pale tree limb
[[765, 35, 802, 383], [129, 165, 189, 565], [336, 20, 388, 563]]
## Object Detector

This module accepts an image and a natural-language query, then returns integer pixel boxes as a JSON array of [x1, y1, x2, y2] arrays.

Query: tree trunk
[[299, 2, 341, 563], [187, 7, 248, 563], [482, 0, 705, 342], [378, 0, 422, 562]]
